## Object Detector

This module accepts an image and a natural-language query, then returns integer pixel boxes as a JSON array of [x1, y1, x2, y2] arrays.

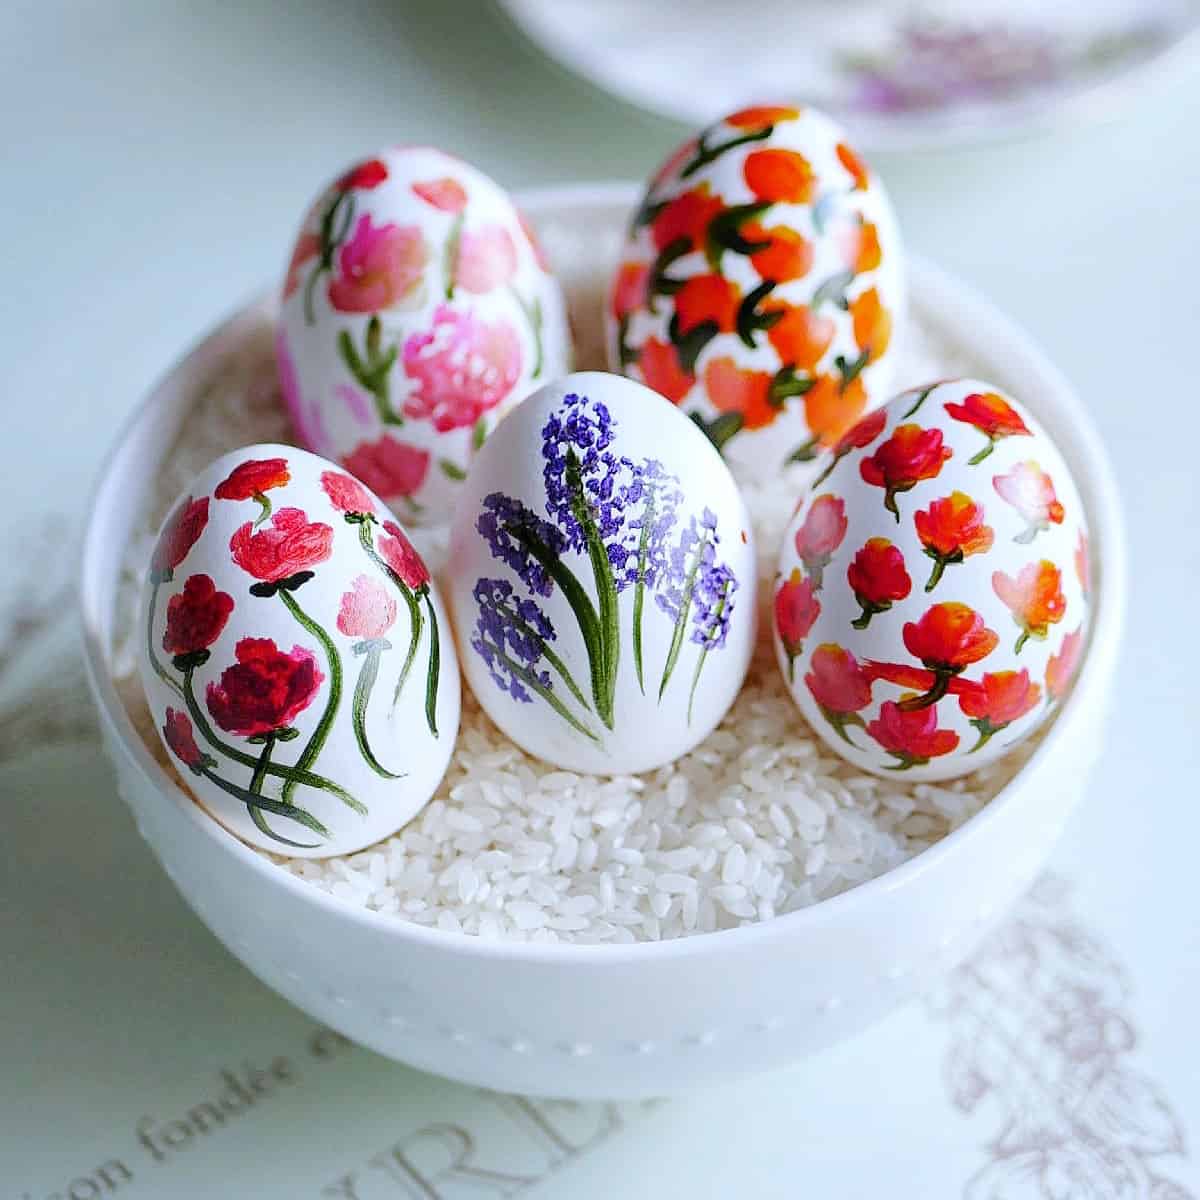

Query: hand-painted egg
[[772, 379, 1090, 781], [137, 444, 460, 857], [608, 104, 903, 477], [447, 371, 756, 774], [278, 147, 571, 524]]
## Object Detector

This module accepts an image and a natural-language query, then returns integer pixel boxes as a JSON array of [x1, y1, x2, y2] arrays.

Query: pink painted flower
[[327, 214, 428, 313], [455, 224, 518, 293], [335, 383, 372, 426], [276, 329, 328, 452], [337, 574, 397, 640], [320, 470, 376, 516], [341, 434, 431, 500], [993, 460, 1065, 543], [793, 494, 847, 588], [411, 176, 467, 212], [283, 230, 320, 300], [402, 304, 522, 431], [379, 521, 430, 590], [229, 507, 334, 584]]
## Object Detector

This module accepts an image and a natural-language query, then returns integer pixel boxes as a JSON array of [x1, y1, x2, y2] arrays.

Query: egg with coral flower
[[772, 379, 1090, 781], [608, 104, 903, 476], [137, 443, 460, 857], [278, 147, 570, 524]]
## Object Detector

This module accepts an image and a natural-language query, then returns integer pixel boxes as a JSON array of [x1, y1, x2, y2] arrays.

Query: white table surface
[[2, 2, 1197, 1195]]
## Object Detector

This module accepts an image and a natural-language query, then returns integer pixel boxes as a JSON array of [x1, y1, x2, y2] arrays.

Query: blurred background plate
[[496, 0, 1200, 151]]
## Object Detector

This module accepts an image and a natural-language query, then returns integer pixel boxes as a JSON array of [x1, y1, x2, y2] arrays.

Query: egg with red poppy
[[772, 378, 1090, 781], [608, 104, 903, 478], [137, 443, 461, 857], [278, 147, 570, 524]]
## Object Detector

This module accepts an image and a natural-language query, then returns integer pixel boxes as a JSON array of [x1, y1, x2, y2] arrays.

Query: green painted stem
[[199, 763, 327, 848], [422, 591, 440, 737], [508, 286, 544, 379], [352, 643, 404, 779], [251, 493, 272, 528], [897, 670, 951, 711], [498, 598, 590, 713], [488, 641, 600, 744], [146, 580, 185, 700], [925, 557, 948, 592], [356, 522, 423, 710], [631, 489, 657, 694], [686, 585, 729, 724], [680, 125, 772, 177], [1015, 630, 1030, 654], [659, 534, 708, 701], [968, 439, 996, 466]]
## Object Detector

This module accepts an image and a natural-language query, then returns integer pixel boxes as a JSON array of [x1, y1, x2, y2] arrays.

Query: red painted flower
[[611, 260, 650, 321], [206, 638, 325, 738], [651, 184, 723, 253], [704, 357, 775, 430], [337, 574, 397, 640], [847, 537, 911, 629], [993, 561, 1066, 652], [342, 435, 431, 501], [993, 461, 1065, 543], [944, 391, 1031, 463], [411, 177, 467, 212], [1075, 529, 1090, 595], [675, 273, 740, 335], [860, 423, 952, 520], [745, 223, 813, 284], [836, 407, 887, 456], [336, 158, 389, 191], [806, 644, 873, 746], [957, 669, 1041, 751], [639, 337, 694, 404], [320, 469, 376, 517], [904, 602, 999, 673], [328, 214, 428, 313], [163, 574, 234, 658], [726, 105, 801, 128], [379, 520, 430, 590], [215, 457, 290, 502], [229, 507, 333, 584], [1045, 626, 1084, 703], [774, 568, 820, 678], [914, 491, 995, 591], [150, 496, 209, 582], [794, 494, 847, 588], [744, 149, 815, 204], [163, 708, 206, 771], [868, 701, 960, 769], [836, 142, 870, 191]]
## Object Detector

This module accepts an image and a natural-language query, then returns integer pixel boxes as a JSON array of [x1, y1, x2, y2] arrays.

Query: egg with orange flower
[[279, 146, 570, 523], [608, 104, 903, 477], [772, 379, 1090, 781]]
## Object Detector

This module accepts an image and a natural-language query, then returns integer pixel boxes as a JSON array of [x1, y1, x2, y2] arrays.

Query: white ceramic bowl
[[80, 184, 1125, 1100]]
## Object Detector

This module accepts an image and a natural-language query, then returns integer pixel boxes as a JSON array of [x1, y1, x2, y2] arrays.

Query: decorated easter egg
[[608, 104, 903, 476], [137, 444, 460, 857], [447, 370, 756, 774], [772, 379, 1090, 781], [278, 147, 570, 523]]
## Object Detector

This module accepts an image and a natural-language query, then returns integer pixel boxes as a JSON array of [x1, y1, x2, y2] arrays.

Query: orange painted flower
[[726, 105, 801, 128], [993, 460, 1065, 543], [847, 537, 911, 629], [651, 184, 723, 253], [611, 260, 649, 321], [675, 273, 740, 335], [849, 287, 891, 362], [766, 304, 835, 372], [774, 569, 820, 679], [805, 373, 868, 448], [794, 494, 847, 587], [860, 423, 952, 520], [745, 223, 813, 284], [836, 142, 870, 191], [1045, 626, 1084, 703], [957, 669, 1041, 751], [806, 643, 873, 744], [914, 491, 995, 591], [993, 561, 1066, 652], [905, 601, 999, 672], [838, 217, 882, 275], [639, 338, 694, 404], [704, 357, 775, 430], [944, 391, 1031, 463], [744, 149, 815, 204], [1075, 529, 1090, 595], [868, 701, 959, 769]]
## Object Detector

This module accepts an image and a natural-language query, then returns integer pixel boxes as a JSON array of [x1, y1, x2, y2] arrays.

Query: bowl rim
[[79, 181, 1127, 965]]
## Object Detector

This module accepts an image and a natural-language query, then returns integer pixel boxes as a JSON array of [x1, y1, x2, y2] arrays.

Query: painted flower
[[1045, 626, 1084, 703], [957, 669, 1040, 750], [206, 638, 324, 738], [744, 148, 815, 204], [675, 273, 740, 335], [804, 373, 868, 449], [774, 569, 820, 677], [838, 217, 882, 275], [904, 601, 999, 674], [651, 184, 723, 253], [914, 491, 995, 591], [229, 507, 333, 584], [276, 328, 327, 453], [704, 357, 775, 430], [836, 142, 870, 190], [283, 231, 320, 300], [411, 176, 467, 212], [328, 214, 428, 313], [379, 520, 430, 590], [639, 337, 694, 404], [455, 224, 518, 293], [847, 537, 911, 628], [993, 561, 1066, 652], [836, 407, 887, 456], [745, 223, 813, 284], [162, 574, 234, 659], [163, 708, 206, 771], [336, 158, 388, 191], [860, 423, 952, 520], [516, 209, 551, 272], [806, 643, 872, 715], [993, 461, 1065, 543], [944, 391, 1031, 463], [337, 574, 397, 640], [150, 496, 209, 583], [611, 260, 650, 321], [342, 434, 431, 500], [766, 304, 834, 373], [849, 287, 891, 362], [868, 700, 960, 769], [214, 457, 290, 502], [320, 469, 376, 517], [402, 304, 521, 431], [1075, 529, 1090, 595], [794, 494, 847, 588], [726, 105, 801, 128]]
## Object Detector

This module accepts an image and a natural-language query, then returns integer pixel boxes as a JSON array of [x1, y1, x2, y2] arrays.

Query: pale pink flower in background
[[342, 433, 431, 499], [412, 177, 468, 213], [335, 382, 372, 425], [328, 214, 427, 312], [455, 224, 518, 293], [275, 328, 328, 452], [337, 574, 397, 640], [402, 304, 522, 431]]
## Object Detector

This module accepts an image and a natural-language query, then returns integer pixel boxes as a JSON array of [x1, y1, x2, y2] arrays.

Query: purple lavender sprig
[[686, 561, 739, 723], [476, 493, 567, 598]]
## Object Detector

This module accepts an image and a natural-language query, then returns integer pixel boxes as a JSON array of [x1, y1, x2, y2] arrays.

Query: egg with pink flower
[[278, 147, 570, 524]]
